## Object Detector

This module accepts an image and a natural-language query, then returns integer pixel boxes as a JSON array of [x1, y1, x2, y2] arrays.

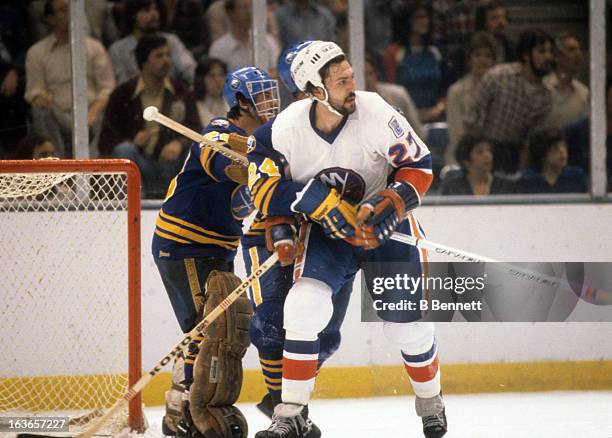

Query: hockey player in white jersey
[[247, 41, 447, 437]]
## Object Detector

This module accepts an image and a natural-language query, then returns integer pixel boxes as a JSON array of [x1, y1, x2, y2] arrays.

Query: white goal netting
[[0, 160, 142, 435]]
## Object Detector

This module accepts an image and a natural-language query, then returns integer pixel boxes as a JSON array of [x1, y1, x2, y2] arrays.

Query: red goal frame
[[0, 159, 143, 431]]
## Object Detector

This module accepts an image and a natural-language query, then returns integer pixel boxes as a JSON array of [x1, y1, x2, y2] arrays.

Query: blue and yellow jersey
[[241, 119, 303, 249], [152, 118, 250, 261]]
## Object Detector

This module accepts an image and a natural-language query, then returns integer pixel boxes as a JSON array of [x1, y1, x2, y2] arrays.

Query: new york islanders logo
[[314, 167, 365, 203]]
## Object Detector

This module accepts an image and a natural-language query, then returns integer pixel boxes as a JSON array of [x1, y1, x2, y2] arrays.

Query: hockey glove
[[265, 216, 298, 266], [290, 178, 359, 240], [230, 185, 255, 220], [354, 181, 420, 249]]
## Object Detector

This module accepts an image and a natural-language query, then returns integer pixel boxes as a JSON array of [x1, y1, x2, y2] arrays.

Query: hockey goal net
[[0, 159, 143, 435]]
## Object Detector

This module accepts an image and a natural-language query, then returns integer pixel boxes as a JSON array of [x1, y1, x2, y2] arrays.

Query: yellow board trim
[[5, 361, 611, 411]]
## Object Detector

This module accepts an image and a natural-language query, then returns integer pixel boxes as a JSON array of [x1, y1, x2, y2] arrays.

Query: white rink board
[[140, 203, 612, 371]]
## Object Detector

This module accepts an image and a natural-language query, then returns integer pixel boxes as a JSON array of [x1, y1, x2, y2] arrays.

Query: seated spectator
[[364, 54, 425, 140], [25, 0, 115, 157], [543, 33, 589, 130], [109, 0, 196, 85], [463, 28, 554, 174], [194, 57, 229, 126], [445, 32, 496, 165], [275, 0, 336, 52], [13, 133, 57, 159], [99, 34, 201, 198], [208, 0, 280, 73], [384, 2, 447, 122], [516, 128, 587, 193], [441, 134, 514, 195], [475, 1, 513, 64]]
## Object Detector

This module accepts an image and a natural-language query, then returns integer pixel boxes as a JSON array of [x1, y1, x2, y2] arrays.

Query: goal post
[[0, 159, 143, 433]]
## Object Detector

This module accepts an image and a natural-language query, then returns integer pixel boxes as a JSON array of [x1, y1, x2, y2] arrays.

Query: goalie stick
[[73, 252, 279, 438], [142, 106, 249, 166]]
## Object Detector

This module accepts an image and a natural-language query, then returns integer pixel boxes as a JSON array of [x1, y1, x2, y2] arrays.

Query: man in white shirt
[[208, 0, 280, 75], [543, 33, 589, 130]]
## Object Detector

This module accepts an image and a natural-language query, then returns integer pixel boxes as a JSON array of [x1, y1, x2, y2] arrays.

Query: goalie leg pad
[[162, 355, 186, 435], [190, 270, 253, 436]]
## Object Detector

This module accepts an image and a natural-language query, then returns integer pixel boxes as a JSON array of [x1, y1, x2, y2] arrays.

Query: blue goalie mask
[[223, 66, 280, 121]]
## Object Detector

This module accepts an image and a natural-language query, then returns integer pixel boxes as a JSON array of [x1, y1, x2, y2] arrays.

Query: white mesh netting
[[0, 169, 138, 435]]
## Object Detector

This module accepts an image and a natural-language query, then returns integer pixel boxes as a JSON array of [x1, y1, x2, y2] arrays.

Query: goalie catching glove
[[290, 178, 359, 240], [352, 181, 420, 249], [265, 216, 298, 266]]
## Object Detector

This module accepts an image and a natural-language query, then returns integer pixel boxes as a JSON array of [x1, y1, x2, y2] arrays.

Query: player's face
[[324, 60, 356, 116], [528, 41, 554, 78], [467, 141, 493, 173]]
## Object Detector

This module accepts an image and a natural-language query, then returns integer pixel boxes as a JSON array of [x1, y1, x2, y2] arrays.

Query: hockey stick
[[142, 106, 249, 166], [76, 252, 279, 438], [390, 231, 612, 301]]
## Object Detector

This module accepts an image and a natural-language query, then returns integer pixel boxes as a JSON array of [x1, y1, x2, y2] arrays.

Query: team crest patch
[[210, 118, 229, 127], [388, 116, 405, 138], [246, 136, 256, 154]]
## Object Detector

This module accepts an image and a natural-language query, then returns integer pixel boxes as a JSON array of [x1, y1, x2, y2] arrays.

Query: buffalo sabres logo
[[314, 167, 366, 203], [230, 78, 241, 90]]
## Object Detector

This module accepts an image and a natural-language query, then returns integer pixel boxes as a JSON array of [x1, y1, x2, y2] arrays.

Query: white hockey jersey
[[247, 90, 432, 217]]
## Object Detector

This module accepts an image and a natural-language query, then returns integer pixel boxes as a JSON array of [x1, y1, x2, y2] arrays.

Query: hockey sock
[[401, 339, 441, 398], [281, 338, 320, 405], [259, 350, 283, 397]]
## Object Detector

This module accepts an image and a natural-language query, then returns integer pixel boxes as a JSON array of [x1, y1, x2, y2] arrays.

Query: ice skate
[[416, 394, 447, 438], [255, 403, 320, 438]]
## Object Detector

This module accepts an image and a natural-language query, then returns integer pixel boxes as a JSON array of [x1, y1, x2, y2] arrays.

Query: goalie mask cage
[[0, 159, 143, 434]]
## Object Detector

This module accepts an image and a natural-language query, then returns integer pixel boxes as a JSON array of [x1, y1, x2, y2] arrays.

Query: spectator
[[432, 0, 477, 83], [463, 28, 554, 173], [208, 0, 280, 73], [364, 53, 426, 140], [440, 134, 514, 195], [516, 128, 587, 194], [275, 0, 336, 53], [475, 0, 513, 64], [194, 57, 229, 126], [25, 0, 115, 157], [384, 2, 447, 122], [99, 34, 201, 198], [13, 133, 57, 159], [543, 33, 589, 130], [27, 0, 120, 47], [205, 0, 280, 44], [168, 0, 211, 61], [563, 80, 612, 184], [445, 32, 496, 165], [109, 0, 196, 84]]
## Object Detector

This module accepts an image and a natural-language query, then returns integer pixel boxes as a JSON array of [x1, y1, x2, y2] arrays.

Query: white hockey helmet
[[290, 41, 345, 93]]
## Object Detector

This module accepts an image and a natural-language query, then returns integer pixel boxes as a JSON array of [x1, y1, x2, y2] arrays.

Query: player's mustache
[[345, 92, 356, 102]]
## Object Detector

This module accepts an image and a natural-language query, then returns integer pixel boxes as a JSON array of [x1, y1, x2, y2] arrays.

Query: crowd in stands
[[0, 0, 607, 197]]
